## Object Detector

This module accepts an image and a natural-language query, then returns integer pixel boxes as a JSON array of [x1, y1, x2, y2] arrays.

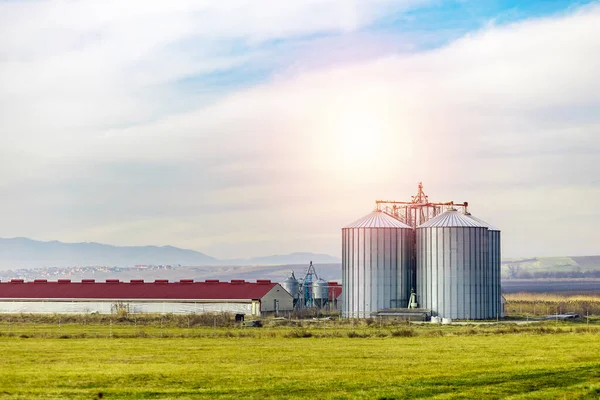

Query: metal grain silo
[[281, 272, 299, 306], [466, 213, 501, 319], [416, 209, 490, 320], [312, 279, 329, 308], [342, 210, 414, 318]]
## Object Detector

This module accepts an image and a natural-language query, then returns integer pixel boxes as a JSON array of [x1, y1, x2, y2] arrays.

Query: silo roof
[[417, 209, 488, 228], [465, 213, 500, 231], [344, 211, 412, 229]]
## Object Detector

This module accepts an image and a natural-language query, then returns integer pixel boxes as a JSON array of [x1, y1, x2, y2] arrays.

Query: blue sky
[[373, 0, 596, 45], [0, 0, 598, 260], [170, 1, 599, 99], [136, 0, 600, 125]]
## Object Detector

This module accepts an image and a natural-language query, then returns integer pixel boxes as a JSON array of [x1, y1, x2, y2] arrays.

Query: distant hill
[[0, 237, 340, 271], [502, 256, 600, 279], [2, 237, 596, 284], [227, 252, 341, 266], [0, 237, 217, 270]]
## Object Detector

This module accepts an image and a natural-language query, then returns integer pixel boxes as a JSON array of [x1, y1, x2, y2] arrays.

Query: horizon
[[1, 236, 598, 261], [1, 1, 599, 260]]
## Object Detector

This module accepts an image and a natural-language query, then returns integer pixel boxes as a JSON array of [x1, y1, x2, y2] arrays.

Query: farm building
[[0, 279, 293, 316]]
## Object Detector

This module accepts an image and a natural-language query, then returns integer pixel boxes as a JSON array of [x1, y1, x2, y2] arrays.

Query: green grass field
[[0, 319, 599, 399]]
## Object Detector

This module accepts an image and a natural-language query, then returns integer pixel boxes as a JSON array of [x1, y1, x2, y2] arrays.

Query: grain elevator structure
[[342, 183, 501, 320]]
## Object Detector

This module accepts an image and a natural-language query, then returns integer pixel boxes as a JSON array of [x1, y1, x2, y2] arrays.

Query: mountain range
[[0, 237, 341, 270]]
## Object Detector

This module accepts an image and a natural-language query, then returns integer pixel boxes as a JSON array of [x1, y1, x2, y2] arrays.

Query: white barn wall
[[0, 300, 253, 315], [258, 284, 294, 313]]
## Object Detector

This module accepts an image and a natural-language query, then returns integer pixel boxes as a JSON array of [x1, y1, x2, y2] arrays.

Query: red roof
[[0, 280, 278, 300]]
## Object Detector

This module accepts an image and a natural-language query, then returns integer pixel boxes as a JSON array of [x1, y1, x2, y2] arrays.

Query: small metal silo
[[416, 209, 489, 320], [281, 273, 299, 306], [312, 279, 329, 308], [342, 210, 414, 318]]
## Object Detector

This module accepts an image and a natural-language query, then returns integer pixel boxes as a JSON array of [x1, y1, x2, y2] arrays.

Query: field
[[504, 292, 600, 316], [501, 279, 600, 294], [1, 316, 600, 399]]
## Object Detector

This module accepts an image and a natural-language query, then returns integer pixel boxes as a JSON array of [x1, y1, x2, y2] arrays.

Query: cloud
[[0, 1, 426, 150], [0, 1, 599, 258]]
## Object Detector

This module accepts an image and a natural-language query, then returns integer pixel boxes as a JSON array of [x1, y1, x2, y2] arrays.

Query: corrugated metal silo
[[342, 210, 414, 318], [312, 279, 329, 308], [416, 209, 490, 320], [281, 273, 299, 301], [466, 213, 501, 319]]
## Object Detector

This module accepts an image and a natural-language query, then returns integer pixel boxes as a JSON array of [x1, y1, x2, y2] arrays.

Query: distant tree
[[517, 270, 533, 279], [507, 264, 521, 279]]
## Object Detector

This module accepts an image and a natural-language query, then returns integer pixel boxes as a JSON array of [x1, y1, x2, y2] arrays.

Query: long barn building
[[0, 279, 294, 316]]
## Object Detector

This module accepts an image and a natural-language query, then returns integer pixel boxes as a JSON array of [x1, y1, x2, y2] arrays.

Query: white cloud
[[0, 0, 425, 160], [0, 2, 599, 258]]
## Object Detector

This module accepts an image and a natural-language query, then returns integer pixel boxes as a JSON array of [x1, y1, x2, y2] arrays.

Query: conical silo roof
[[344, 210, 412, 229], [418, 209, 488, 228], [465, 213, 500, 231]]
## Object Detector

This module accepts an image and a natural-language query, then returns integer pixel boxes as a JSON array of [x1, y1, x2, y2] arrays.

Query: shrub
[[187, 313, 235, 328], [347, 331, 370, 338], [115, 309, 129, 321], [267, 319, 301, 327], [284, 330, 313, 338], [425, 330, 445, 337], [391, 329, 415, 337]]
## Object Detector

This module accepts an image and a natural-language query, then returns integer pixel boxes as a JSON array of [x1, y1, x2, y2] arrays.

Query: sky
[[0, 0, 599, 260]]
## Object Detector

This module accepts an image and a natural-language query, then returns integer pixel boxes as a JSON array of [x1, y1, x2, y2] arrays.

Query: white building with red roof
[[0, 279, 293, 316]]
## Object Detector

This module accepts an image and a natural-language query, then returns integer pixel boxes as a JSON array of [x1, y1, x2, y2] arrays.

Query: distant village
[[0, 265, 179, 281]]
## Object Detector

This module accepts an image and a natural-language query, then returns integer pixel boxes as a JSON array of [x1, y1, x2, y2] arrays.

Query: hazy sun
[[337, 112, 384, 165], [309, 105, 409, 181]]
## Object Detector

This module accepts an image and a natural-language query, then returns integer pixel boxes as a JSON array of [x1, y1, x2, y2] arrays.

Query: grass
[[505, 293, 600, 302], [0, 313, 599, 339], [0, 317, 600, 398], [505, 292, 600, 317], [0, 333, 599, 399]]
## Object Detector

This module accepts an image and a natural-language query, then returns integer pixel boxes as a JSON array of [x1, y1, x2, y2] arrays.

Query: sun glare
[[310, 105, 413, 181], [334, 111, 388, 171], [340, 115, 379, 163]]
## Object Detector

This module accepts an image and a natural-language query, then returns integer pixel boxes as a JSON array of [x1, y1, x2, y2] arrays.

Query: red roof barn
[[0, 279, 293, 316]]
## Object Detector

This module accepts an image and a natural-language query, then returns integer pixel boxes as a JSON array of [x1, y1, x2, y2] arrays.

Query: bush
[[391, 329, 415, 337], [187, 313, 235, 328], [425, 330, 445, 337], [347, 331, 370, 338], [284, 329, 313, 338], [267, 319, 301, 327], [116, 309, 129, 321]]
